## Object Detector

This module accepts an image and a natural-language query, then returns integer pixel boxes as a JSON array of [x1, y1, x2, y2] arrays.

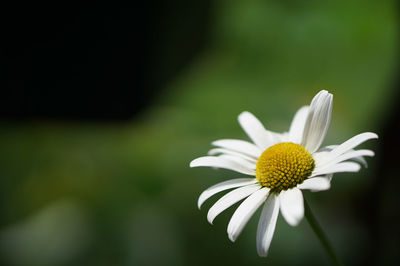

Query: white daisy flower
[[190, 90, 378, 257]]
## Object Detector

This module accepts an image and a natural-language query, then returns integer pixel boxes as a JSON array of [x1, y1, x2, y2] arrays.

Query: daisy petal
[[212, 139, 262, 158], [238, 112, 274, 150], [218, 155, 256, 170], [197, 178, 258, 209], [190, 156, 255, 175], [207, 184, 261, 224], [279, 188, 304, 226], [227, 188, 269, 242], [318, 144, 340, 151], [315, 149, 374, 171], [288, 106, 309, 144], [312, 162, 361, 176], [256, 194, 279, 257], [297, 175, 332, 192], [312, 151, 330, 164], [351, 155, 368, 168], [326, 132, 378, 160], [208, 148, 257, 163], [301, 90, 333, 153], [275, 131, 289, 142], [316, 145, 369, 167]]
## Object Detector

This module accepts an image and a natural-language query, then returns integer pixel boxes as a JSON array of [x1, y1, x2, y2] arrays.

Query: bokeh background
[[1, 1, 399, 265]]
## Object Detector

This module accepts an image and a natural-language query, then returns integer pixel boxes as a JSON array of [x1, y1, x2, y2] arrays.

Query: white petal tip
[[298, 176, 332, 192], [189, 157, 216, 167], [279, 189, 304, 227], [238, 111, 251, 118], [362, 132, 379, 140], [197, 195, 206, 209], [346, 162, 362, 173], [227, 228, 237, 242], [238, 112, 251, 125], [370, 133, 379, 139], [314, 90, 331, 98], [359, 132, 379, 141], [190, 158, 211, 168], [320, 90, 332, 96], [207, 211, 216, 224], [310, 184, 331, 192], [287, 220, 301, 227]]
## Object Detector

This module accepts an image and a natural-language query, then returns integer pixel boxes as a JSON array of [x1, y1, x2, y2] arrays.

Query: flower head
[[190, 90, 377, 256]]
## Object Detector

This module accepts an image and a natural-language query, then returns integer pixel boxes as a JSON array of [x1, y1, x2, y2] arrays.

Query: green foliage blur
[[0, 0, 397, 265]]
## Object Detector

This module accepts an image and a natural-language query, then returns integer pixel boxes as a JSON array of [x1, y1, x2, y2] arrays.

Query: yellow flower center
[[256, 142, 314, 192]]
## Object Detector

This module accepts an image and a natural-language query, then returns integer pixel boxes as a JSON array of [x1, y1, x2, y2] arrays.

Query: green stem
[[304, 198, 344, 266]]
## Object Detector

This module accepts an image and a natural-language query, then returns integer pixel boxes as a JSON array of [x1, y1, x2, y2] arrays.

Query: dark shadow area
[[1, 1, 211, 120], [359, 78, 400, 265]]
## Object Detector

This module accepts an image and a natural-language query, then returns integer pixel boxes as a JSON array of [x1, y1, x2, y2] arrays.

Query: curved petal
[[256, 194, 280, 257], [316, 145, 369, 167], [197, 178, 258, 209], [350, 155, 369, 168], [297, 175, 332, 192], [208, 148, 257, 163], [301, 90, 333, 153], [227, 188, 269, 242], [190, 156, 255, 176], [312, 151, 330, 164], [212, 139, 262, 158], [322, 132, 378, 162], [218, 155, 256, 171], [238, 112, 274, 150], [288, 106, 309, 144], [318, 145, 338, 151], [314, 149, 374, 172], [312, 162, 360, 176], [279, 188, 304, 226], [207, 184, 261, 224]]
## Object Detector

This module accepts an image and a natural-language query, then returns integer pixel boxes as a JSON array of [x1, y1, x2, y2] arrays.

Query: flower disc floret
[[256, 142, 315, 192]]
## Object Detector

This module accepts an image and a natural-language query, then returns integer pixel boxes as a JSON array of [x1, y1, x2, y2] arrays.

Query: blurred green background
[[1, 0, 399, 265]]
